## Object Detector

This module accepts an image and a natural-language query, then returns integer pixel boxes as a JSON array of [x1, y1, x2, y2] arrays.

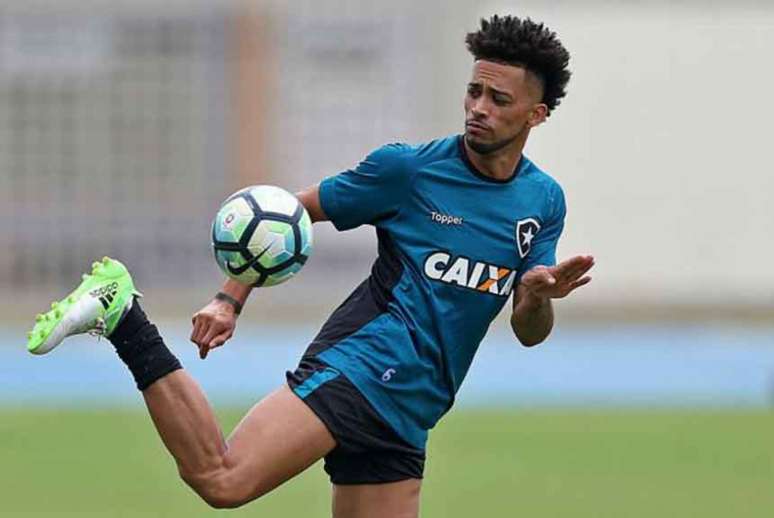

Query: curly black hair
[[465, 15, 571, 115]]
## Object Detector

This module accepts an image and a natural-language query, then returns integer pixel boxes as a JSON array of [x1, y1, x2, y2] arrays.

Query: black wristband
[[215, 292, 243, 315]]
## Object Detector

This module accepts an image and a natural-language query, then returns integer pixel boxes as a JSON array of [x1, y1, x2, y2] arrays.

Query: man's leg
[[112, 299, 336, 509], [332, 480, 422, 518], [143, 375, 335, 509], [26, 258, 335, 509], [286, 357, 425, 518]]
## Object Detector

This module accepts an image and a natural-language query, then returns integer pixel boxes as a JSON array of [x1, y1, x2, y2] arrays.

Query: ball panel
[[247, 221, 270, 252], [214, 249, 236, 270], [214, 226, 240, 246], [214, 250, 259, 285], [257, 230, 294, 268], [249, 185, 299, 216], [297, 211, 313, 257], [249, 221, 295, 268], [261, 262, 304, 287], [271, 231, 295, 262], [260, 219, 293, 234], [214, 197, 254, 244]]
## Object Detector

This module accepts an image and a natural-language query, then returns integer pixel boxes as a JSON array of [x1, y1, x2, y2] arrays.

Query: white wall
[[2, 0, 772, 317], [270, 1, 774, 311], [449, 2, 774, 310]]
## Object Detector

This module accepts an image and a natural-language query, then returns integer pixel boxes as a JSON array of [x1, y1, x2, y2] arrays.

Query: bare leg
[[332, 479, 422, 518], [142, 371, 335, 508]]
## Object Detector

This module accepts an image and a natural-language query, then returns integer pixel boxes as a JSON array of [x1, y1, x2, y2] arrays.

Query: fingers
[[567, 259, 594, 282], [191, 317, 207, 359], [199, 330, 232, 360], [200, 325, 230, 351], [198, 326, 222, 360], [192, 308, 235, 360], [568, 275, 592, 292], [555, 255, 594, 273], [210, 331, 232, 350], [190, 314, 204, 344], [200, 326, 220, 350], [556, 255, 594, 277], [191, 312, 215, 358], [191, 315, 208, 358], [553, 255, 594, 283], [522, 257, 594, 300]]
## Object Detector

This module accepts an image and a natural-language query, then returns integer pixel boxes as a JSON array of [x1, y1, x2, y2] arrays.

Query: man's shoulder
[[372, 135, 460, 167], [521, 158, 564, 193]]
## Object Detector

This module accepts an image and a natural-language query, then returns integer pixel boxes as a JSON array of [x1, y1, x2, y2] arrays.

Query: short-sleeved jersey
[[308, 134, 566, 450]]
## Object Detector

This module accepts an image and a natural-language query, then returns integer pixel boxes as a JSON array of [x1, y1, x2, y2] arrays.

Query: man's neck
[[463, 136, 526, 181]]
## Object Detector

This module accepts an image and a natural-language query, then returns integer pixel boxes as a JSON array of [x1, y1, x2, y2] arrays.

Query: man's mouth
[[466, 121, 490, 132]]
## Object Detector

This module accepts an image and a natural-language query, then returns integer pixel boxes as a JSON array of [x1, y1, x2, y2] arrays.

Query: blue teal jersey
[[308, 135, 566, 450]]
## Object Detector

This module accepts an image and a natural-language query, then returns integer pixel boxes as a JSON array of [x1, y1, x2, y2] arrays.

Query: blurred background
[[1, 1, 773, 517]]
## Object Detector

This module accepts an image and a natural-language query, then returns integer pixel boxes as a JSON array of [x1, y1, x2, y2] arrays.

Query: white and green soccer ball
[[212, 185, 313, 287]]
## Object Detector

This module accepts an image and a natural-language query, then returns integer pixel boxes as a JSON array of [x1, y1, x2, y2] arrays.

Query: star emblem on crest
[[515, 218, 541, 258]]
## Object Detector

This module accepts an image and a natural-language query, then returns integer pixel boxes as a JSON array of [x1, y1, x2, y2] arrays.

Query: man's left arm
[[511, 255, 594, 346]]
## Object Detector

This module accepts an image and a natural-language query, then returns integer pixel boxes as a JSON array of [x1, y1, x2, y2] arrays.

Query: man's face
[[464, 60, 547, 155]]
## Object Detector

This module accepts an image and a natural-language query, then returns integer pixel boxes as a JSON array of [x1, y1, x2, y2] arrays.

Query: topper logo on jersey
[[516, 218, 541, 258], [424, 252, 517, 297]]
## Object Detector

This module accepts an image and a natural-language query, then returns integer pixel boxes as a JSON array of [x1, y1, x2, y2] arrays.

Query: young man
[[27, 15, 593, 518]]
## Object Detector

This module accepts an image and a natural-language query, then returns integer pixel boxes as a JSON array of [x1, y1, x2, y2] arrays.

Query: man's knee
[[180, 467, 266, 509]]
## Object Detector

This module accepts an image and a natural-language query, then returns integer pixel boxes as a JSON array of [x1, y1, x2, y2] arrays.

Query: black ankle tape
[[110, 302, 182, 391]]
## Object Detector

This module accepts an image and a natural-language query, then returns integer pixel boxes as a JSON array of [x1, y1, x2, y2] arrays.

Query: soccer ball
[[211, 185, 313, 287]]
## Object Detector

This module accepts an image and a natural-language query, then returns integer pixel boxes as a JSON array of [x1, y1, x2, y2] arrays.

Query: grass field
[[1, 408, 772, 517]]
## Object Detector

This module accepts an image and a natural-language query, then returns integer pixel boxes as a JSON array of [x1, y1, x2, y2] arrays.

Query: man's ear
[[528, 104, 548, 128]]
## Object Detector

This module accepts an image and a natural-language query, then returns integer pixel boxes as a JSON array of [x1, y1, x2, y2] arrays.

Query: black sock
[[108, 299, 182, 391]]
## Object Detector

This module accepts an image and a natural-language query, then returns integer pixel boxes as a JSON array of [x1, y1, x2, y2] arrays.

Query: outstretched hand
[[190, 299, 238, 359], [520, 255, 594, 300]]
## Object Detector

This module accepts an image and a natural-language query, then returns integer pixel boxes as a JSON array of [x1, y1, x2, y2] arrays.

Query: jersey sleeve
[[517, 183, 566, 279], [318, 143, 412, 231]]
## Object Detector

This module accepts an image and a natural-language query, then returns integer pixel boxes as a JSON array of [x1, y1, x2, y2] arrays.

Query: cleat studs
[[82, 274, 89, 281], [35, 314, 43, 322], [67, 296, 75, 303], [102, 257, 110, 265], [27, 331, 32, 339], [51, 302, 58, 310], [54, 310, 62, 318]]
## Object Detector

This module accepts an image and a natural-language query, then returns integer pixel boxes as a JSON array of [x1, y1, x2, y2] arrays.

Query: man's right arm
[[191, 184, 327, 358], [194, 140, 408, 356], [295, 184, 328, 223]]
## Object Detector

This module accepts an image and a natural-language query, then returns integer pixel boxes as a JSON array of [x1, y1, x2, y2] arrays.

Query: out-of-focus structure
[[1, 1, 773, 322]]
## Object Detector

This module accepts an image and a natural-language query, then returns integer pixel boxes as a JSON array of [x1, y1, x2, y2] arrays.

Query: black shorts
[[286, 357, 425, 485]]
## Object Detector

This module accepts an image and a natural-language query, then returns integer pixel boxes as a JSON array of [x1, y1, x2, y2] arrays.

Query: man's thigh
[[221, 384, 336, 499], [332, 479, 422, 518]]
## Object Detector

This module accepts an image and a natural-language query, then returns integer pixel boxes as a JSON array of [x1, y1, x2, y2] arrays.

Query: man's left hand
[[520, 255, 594, 300]]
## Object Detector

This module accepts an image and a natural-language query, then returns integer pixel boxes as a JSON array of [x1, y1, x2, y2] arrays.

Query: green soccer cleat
[[26, 257, 142, 355]]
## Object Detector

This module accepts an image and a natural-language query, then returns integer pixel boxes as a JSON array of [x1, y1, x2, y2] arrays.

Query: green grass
[[1, 408, 772, 517]]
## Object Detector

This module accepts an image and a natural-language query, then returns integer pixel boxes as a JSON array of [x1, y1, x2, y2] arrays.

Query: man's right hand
[[190, 298, 238, 359]]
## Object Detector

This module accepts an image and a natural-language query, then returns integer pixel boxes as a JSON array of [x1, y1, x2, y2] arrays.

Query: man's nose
[[470, 96, 489, 118]]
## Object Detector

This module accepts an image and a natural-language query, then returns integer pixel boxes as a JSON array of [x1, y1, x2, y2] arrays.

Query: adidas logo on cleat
[[90, 282, 119, 310]]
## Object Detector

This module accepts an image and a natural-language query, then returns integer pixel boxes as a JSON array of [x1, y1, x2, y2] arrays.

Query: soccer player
[[27, 15, 593, 518]]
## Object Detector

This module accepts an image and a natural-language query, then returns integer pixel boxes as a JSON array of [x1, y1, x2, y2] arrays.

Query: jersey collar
[[457, 134, 527, 184]]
